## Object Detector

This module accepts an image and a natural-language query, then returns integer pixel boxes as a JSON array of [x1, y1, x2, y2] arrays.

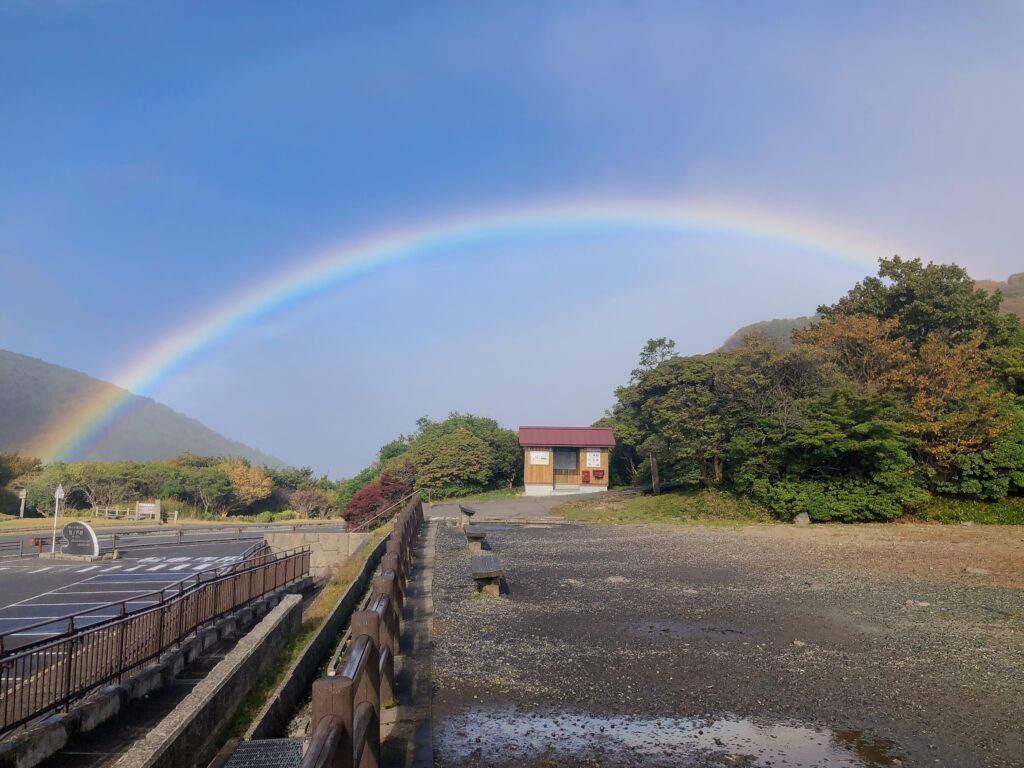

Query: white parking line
[[74, 566, 101, 573], [27, 567, 51, 574], [145, 565, 166, 571]]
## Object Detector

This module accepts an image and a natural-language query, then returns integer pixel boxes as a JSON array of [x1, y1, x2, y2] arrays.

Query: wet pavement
[[429, 521, 1024, 767], [436, 706, 901, 767]]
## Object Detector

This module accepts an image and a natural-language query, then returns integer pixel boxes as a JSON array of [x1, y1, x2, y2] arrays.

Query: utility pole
[[51, 484, 64, 553]]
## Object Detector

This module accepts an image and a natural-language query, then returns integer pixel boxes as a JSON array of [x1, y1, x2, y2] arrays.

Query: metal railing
[[0, 541, 25, 560], [351, 493, 417, 533], [0, 545, 310, 734], [300, 495, 423, 768]]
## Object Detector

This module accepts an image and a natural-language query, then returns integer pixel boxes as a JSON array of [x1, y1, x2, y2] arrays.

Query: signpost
[[17, 488, 26, 519], [61, 521, 100, 557], [50, 483, 64, 554]]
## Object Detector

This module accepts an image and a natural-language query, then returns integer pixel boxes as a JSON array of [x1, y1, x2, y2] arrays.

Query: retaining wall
[[264, 531, 369, 580], [245, 534, 389, 739], [113, 594, 304, 768]]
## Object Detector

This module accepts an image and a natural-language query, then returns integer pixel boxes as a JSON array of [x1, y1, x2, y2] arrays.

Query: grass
[[555, 489, 775, 526], [221, 524, 391, 741], [431, 486, 521, 504], [914, 496, 1024, 525]]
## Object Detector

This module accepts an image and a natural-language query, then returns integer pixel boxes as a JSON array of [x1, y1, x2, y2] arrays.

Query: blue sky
[[2, 2, 1023, 476]]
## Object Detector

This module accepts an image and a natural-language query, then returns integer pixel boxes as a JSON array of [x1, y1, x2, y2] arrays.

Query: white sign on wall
[[586, 450, 602, 468], [530, 450, 550, 465]]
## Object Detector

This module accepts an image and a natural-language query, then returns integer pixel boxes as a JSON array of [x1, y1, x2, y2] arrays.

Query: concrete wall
[[113, 595, 304, 768], [264, 531, 369, 579], [245, 534, 389, 740], [524, 483, 608, 496]]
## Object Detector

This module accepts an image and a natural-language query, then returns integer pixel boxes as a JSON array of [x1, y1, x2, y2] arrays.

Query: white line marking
[[74, 566, 101, 573], [169, 564, 191, 571], [9, 631, 62, 637], [27, 567, 51, 574], [146, 565, 166, 572], [100, 565, 122, 572], [10, 602, 110, 606]]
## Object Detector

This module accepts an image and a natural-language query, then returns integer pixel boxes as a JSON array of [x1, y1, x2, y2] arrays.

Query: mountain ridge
[[0, 349, 283, 466]]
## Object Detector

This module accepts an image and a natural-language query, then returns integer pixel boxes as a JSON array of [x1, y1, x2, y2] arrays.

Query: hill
[[0, 349, 282, 466], [975, 273, 1024, 319], [718, 316, 816, 351]]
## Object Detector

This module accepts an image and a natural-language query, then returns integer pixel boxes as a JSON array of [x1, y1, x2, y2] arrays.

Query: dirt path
[[430, 521, 1024, 767]]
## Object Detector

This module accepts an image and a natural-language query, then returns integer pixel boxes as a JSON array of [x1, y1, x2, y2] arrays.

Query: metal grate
[[223, 738, 306, 768]]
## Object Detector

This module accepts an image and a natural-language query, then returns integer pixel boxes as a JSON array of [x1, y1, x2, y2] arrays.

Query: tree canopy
[[605, 258, 1024, 520]]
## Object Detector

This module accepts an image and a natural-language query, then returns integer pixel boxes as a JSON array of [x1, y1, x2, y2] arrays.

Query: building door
[[553, 448, 578, 487]]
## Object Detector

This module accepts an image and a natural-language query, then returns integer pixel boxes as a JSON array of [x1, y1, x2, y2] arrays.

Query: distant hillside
[[0, 349, 283, 465], [975, 273, 1024, 319], [718, 316, 816, 351], [719, 274, 1024, 351]]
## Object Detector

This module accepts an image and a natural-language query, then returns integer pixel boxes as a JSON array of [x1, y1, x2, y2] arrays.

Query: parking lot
[[0, 540, 255, 652]]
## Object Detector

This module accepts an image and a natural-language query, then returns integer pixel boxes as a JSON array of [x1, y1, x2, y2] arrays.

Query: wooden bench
[[459, 504, 477, 527], [464, 524, 487, 553], [471, 553, 502, 597]]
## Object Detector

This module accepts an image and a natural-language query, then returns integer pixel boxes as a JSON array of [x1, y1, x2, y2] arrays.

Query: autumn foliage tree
[[605, 257, 1024, 520]]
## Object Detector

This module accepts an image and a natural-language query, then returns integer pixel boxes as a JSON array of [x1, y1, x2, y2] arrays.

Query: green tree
[[819, 256, 1021, 348], [407, 427, 494, 497], [183, 466, 233, 516]]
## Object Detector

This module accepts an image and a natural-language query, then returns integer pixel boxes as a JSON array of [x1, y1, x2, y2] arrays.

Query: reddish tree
[[342, 482, 384, 526], [342, 460, 415, 527]]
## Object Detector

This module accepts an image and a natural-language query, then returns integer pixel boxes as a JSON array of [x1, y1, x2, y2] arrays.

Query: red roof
[[518, 426, 616, 448]]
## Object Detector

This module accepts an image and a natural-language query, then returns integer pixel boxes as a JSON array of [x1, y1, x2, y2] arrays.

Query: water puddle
[[437, 706, 901, 766], [629, 619, 753, 641]]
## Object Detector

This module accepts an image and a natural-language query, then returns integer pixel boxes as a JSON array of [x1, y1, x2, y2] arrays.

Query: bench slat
[[464, 524, 487, 540]]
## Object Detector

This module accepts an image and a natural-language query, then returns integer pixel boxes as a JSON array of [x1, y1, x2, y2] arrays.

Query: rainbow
[[35, 197, 892, 463]]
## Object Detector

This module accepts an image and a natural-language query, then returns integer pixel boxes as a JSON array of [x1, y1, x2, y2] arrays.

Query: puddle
[[629, 619, 752, 640], [437, 706, 901, 766]]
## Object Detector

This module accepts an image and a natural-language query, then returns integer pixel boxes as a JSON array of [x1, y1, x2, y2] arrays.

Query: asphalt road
[[0, 520, 346, 557], [0, 540, 255, 652]]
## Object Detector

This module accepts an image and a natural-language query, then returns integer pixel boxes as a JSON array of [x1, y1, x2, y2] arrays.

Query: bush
[[752, 478, 928, 522], [290, 489, 335, 518]]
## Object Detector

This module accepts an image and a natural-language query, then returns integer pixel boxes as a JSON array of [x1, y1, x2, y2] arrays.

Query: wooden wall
[[522, 447, 609, 487], [523, 447, 553, 485]]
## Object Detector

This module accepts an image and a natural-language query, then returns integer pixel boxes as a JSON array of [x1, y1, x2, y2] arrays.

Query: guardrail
[[0, 541, 25, 560], [300, 495, 423, 768], [0, 539, 275, 657], [351, 493, 417, 533], [0, 545, 311, 735]]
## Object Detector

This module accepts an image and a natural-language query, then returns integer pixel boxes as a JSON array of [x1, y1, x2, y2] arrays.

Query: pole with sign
[[51, 484, 64, 554], [18, 488, 26, 518]]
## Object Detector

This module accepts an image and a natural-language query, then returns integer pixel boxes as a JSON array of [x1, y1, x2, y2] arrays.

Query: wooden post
[[311, 676, 354, 768]]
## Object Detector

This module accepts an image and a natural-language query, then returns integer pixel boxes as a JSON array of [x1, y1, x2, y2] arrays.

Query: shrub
[[290, 489, 335, 518]]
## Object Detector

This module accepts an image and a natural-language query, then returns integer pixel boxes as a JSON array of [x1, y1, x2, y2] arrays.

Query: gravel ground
[[430, 521, 1024, 767]]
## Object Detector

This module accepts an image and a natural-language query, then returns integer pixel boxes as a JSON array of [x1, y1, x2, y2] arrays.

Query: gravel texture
[[430, 521, 1024, 767]]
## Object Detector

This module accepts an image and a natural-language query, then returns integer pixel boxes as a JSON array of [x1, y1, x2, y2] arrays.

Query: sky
[[1, 2, 1023, 477]]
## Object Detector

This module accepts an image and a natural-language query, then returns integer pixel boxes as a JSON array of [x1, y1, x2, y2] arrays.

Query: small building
[[518, 426, 615, 496]]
